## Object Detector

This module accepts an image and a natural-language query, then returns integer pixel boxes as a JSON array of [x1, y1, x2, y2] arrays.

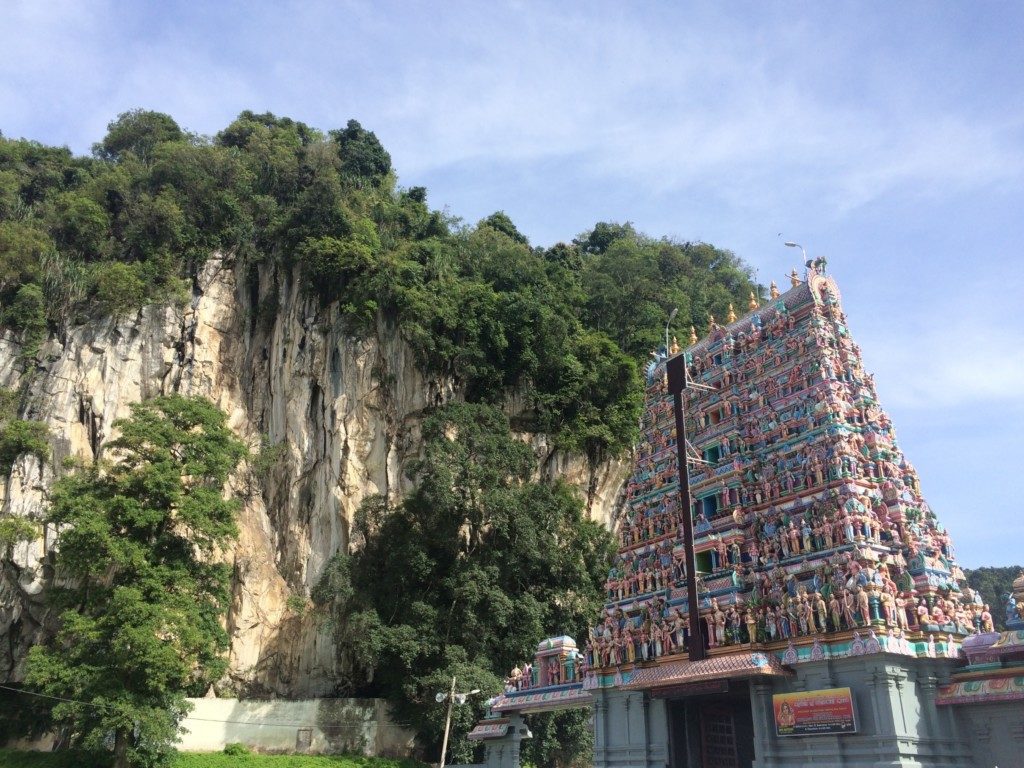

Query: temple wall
[[951, 703, 1024, 768], [750, 656, 971, 768]]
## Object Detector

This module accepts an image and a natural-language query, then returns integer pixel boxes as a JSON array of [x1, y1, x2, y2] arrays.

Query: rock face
[[0, 256, 629, 696]]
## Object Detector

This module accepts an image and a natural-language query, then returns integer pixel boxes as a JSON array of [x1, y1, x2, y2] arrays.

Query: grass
[[0, 750, 427, 768]]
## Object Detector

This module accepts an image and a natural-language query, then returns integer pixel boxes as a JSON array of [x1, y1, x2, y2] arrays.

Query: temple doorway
[[666, 682, 755, 768]]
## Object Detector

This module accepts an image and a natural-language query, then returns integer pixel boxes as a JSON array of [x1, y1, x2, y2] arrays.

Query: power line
[[0, 685, 413, 730]]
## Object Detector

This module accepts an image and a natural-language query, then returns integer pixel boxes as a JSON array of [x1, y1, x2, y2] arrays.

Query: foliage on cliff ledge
[[964, 566, 1023, 629], [315, 403, 613, 765], [0, 110, 756, 457], [25, 395, 247, 768]]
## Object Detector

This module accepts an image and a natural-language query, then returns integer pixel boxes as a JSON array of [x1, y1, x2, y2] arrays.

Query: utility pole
[[439, 675, 457, 768], [666, 353, 706, 661]]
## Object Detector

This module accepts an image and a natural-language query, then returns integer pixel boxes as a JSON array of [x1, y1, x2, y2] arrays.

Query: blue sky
[[2, 1, 1022, 567]]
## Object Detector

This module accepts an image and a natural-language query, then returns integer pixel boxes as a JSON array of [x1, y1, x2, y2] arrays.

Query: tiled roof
[[468, 720, 512, 741], [622, 651, 791, 690], [491, 685, 593, 714], [681, 280, 814, 357]]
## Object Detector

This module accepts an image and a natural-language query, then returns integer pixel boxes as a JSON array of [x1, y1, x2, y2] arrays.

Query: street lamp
[[436, 677, 481, 768], [784, 241, 807, 265], [665, 307, 678, 357]]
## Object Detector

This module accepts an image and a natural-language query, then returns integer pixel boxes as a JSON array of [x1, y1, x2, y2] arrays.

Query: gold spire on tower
[[748, 291, 759, 311], [727, 303, 737, 323], [689, 325, 697, 345], [770, 281, 780, 300], [670, 336, 680, 355], [790, 269, 800, 287]]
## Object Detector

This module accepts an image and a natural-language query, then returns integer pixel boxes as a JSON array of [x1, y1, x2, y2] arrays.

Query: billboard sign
[[773, 687, 857, 737]]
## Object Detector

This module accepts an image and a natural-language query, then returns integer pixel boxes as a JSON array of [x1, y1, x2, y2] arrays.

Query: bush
[[222, 743, 250, 756], [90, 261, 146, 318]]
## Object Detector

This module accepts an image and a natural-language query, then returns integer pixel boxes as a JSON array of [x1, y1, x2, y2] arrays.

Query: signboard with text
[[772, 687, 857, 737]]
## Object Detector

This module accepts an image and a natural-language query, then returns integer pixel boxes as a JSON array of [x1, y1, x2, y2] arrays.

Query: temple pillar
[[592, 688, 668, 768], [482, 713, 531, 768]]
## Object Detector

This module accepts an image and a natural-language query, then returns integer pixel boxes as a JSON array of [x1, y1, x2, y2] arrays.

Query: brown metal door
[[700, 706, 738, 768]]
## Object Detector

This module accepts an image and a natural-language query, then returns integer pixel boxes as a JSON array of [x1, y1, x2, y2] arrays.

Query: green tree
[[25, 395, 246, 768], [330, 119, 392, 187], [320, 403, 613, 765], [965, 566, 1023, 629], [94, 110, 185, 163], [90, 261, 146, 319]]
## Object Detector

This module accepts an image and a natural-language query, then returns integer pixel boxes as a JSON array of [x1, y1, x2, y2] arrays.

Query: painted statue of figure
[[745, 609, 758, 644], [797, 596, 811, 635], [828, 593, 842, 632], [895, 594, 910, 631], [777, 605, 791, 639], [814, 592, 828, 633], [981, 605, 994, 633], [841, 590, 856, 629], [765, 607, 778, 641], [714, 601, 727, 646]]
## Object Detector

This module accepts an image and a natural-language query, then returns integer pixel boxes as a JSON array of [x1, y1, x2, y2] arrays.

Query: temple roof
[[622, 652, 791, 690], [680, 279, 814, 358]]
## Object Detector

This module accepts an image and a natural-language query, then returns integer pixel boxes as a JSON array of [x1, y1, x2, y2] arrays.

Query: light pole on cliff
[[666, 352, 706, 661], [436, 677, 480, 768], [665, 307, 678, 357]]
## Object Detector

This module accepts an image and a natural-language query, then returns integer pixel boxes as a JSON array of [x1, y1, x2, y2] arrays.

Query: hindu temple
[[472, 264, 1023, 768]]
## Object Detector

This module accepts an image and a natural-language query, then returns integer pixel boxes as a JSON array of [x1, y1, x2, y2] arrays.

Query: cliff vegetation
[[0, 110, 759, 767], [0, 109, 755, 459]]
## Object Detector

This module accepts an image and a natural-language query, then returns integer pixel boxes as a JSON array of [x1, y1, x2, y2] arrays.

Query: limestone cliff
[[0, 255, 629, 696]]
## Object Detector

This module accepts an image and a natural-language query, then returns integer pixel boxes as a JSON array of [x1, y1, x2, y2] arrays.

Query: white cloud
[[855, 277, 1024, 410], [3, 1, 1022, 223]]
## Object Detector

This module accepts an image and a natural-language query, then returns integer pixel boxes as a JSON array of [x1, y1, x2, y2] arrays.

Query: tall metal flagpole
[[666, 353, 706, 661]]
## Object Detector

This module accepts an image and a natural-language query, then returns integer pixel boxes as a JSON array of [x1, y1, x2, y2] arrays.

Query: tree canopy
[[965, 566, 1023, 629], [316, 403, 614, 765], [25, 395, 246, 768], [0, 109, 758, 459]]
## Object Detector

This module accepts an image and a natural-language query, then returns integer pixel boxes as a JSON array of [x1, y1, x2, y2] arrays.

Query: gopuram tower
[[585, 263, 975, 767], [473, 263, 1000, 768]]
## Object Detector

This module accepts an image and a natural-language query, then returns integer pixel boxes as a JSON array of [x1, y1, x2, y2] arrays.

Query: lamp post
[[784, 241, 807, 264], [436, 678, 481, 768], [665, 307, 678, 356]]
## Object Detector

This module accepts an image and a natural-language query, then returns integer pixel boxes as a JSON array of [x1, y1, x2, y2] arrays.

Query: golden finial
[[790, 269, 800, 288], [708, 313, 716, 331], [670, 336, 680, 355], [727, 303, 737, 323], [748, 291, 758, 311], [770, 281, 780, 300], [689, 325, 697, 345]]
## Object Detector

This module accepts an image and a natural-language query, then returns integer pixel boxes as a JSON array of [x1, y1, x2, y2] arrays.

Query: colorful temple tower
[[593, 264, 972, 670], [475, 264, 1017, 768], [583, 264, 976, 768]]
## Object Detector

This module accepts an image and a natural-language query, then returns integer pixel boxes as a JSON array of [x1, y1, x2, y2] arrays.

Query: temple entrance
[[666, 682, 755, 768]]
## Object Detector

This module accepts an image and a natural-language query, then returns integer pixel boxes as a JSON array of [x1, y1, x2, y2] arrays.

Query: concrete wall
[[955, 703, 1024, 768], [178, 697, 416, 756]]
